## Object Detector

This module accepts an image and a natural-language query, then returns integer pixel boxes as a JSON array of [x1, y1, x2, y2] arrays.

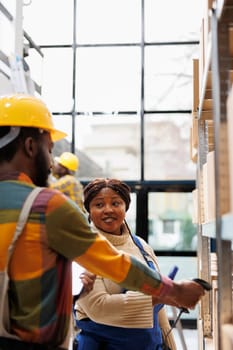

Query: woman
[[74, 178, 176, 350]]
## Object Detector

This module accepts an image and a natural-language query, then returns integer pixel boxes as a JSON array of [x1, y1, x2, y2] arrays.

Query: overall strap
[[131, 235, 164, 312], [7, 187, 43, 265], [131, 235, 155, 270]]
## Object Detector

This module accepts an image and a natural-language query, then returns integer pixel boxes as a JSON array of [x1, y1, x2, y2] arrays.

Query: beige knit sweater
[[75, 224, 176, 350]]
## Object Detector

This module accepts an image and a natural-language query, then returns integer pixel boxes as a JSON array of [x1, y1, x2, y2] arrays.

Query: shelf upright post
[[197, 115, 212, 339], [211, 5, 233, 349]]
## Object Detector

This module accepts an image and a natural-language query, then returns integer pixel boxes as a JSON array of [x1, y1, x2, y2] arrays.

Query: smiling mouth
[[102, 217, 116, 223]]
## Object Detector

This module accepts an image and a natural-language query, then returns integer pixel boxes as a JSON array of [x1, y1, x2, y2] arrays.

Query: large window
[[148, 192, 196, 252], [21, 0, 202, 323], [22, 1, 203, 182], [144, 114, 196, 180]]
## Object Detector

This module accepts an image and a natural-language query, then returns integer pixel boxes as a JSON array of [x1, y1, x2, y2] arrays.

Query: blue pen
[[168, 266, 178, 280]]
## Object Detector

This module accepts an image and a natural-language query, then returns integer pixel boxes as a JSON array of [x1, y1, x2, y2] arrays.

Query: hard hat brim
[[0, 94, 67, 142], [50, 129, 67, 142]]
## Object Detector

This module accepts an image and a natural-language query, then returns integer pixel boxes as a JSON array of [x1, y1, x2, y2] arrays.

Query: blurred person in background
[[50, 151, 86, 213]]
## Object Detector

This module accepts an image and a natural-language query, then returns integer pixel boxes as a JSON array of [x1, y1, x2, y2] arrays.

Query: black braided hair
[[84, 178, 131, 213]]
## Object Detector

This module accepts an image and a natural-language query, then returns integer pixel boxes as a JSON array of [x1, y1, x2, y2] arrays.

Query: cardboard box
[[212, 279, 218, 350], [218, 123, 230, 215], [193, 59, 199, 112], [221, 324, 233, 349], [199, 169, 205, 223], [203, 0, 214, 61], [203, 162, 209, 222], [227, 85, 233, 213], [203, 98, 212, 110], [199, 19, 205, 100], [230, 70, 233, 83], [192, 189, 199, 224], [192, 115, 198, 148], [229, 27, 233, 57], [206, 151, 216, 221], [206, 120, 215, 152]]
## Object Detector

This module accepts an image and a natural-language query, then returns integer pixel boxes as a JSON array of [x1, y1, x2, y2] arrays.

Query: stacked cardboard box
[[190, 115, 198, 163], [206, 120, 214, 152], [218, 122, 230, 215], [192, 188, 199, 224], [211, 253, 233, 349], [227, 85, 233, 214], [221, 324, 233, 349], [203, 151, 216, 222]]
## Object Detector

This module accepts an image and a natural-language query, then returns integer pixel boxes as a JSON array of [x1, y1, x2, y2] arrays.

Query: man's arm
[[46, 193, 205, 310]]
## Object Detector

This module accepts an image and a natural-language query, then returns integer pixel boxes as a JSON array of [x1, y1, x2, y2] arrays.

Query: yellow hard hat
[[0, 94, 67, 142], [56, 152, 79, 172]]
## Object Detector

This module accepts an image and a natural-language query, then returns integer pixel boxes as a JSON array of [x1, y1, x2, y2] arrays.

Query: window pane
[[0, 1, 17, 93], [0, 10, 15, 56], [76, 47, 141, 111], [126, 193, 137, 234], [53, 115, 73, 143], [148, 192, 197, 251], [145, 0, 203, 42], [145, 114, 196, 180], [71, 114, 141, 180], [1, 0, 15, 14], [145, 45, 199, 110], [23, 0, 73, 45], [41, 48, 73, 112], [0, 70, 12, 95], [24, 48, 43, 88], [53, 114, 110, 180], [76, 0, 141, 44]]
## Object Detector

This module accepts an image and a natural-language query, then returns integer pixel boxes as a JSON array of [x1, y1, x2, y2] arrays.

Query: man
[[0, 94, 205, 349], [50, 152, 85, 213]]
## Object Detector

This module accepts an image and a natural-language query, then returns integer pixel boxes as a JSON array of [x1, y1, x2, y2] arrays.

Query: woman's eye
[[96, 203, 103, 208]]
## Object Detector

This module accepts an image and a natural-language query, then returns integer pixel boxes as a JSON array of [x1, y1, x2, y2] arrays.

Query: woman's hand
[[79, 270, 96, 296]]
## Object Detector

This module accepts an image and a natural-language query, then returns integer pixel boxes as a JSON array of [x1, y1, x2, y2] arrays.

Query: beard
[[34, 147, 51, 187]]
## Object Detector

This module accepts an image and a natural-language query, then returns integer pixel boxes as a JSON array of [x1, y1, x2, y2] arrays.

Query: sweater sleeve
[[76, 276, 154, 328]]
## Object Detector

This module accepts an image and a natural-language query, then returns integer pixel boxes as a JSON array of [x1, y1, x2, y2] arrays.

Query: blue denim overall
[[75, 235, 165, 350]]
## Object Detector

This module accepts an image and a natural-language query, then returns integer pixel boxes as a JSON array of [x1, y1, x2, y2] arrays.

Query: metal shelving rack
[[197, 0, 233, 349], [0, 1, 42, 94]]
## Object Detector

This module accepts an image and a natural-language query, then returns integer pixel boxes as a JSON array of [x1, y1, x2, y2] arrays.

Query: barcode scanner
[[158, 267, 212, 349], [168, 267, 212, 315], [192, 278, 212, 291]]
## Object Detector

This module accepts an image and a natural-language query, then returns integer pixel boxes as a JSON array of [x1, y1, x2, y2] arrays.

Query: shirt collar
[[0, 171, 34, 184]]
